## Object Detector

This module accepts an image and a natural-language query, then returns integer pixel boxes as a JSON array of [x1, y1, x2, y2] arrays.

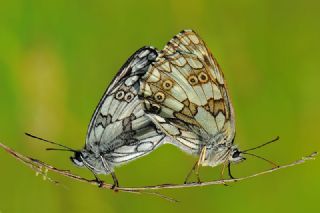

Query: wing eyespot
[[115, 90, 125, 100], [188, 75, 198, 85], [198, 72, 209, 83], [162, 80, 173, 90], [154, 92, 165, 103], [124, 92, 134, 102]]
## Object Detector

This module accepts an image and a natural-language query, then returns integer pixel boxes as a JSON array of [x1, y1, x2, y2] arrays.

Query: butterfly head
[[24, 133, 113, 174], [70, 149, 112, 175], [70, 151, 85, 167], [229, 145, 246, 164]]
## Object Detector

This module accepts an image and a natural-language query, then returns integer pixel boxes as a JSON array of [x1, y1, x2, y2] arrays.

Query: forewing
[[86, 47, 166, 165], [140, 30, 235, 154]]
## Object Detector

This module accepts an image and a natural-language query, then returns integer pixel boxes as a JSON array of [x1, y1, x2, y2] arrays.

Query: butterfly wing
[[139, 30, 235, 155], [85, 47, 166, 167]]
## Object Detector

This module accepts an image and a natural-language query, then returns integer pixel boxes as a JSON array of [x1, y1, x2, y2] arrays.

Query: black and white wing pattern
[[84, 47, 166, 172], [139, 30, 236, 163]]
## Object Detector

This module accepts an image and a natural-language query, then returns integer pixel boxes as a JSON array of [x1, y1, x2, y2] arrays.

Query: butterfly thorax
[[199, 132, 229, 167]]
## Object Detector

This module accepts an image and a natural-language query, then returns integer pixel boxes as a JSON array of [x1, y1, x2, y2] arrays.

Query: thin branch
[[0, 142, 178, 201], [121, 151, 318, 191], [0, 142, 317, 202]]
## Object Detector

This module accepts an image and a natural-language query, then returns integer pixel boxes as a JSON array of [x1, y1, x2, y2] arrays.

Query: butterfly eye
[[154, 92, 165, 103], [70, 151, 84, 167], [198, 72, 209, 83], [232, 151, 240, 158], [162, 80, 173, 90], [188, 75, 198, 85], [124, 92, 134, 102], [115, 90, 125, 100]]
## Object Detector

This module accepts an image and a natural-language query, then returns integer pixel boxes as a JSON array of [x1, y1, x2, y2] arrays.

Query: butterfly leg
[[195, 146, 207, 183], [227, 162, 236, 180], [100, 156, 119, 190], [219, 161, 229, 186], [184, 160, 199, 184], [92, 173, 104, 187], [194, 163, 201, 184], [184, 146, 206, 184], [82, 161, 105, 187], [110, 171, 119, 190]]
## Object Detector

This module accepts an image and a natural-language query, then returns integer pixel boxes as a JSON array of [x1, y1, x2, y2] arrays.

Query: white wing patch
[[194, 107, 218, 135]]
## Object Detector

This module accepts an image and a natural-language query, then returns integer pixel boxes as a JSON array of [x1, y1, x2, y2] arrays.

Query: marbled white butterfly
[[139, 30, 273, 182]]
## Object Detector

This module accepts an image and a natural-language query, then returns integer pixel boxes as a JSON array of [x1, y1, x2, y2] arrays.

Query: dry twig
[[0, 142, 317, 202]]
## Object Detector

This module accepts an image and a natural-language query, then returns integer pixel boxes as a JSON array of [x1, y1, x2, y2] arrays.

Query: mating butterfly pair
[[41, 30, 263, 188]]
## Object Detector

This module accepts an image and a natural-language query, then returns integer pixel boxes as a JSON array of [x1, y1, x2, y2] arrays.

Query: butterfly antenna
[[46, 148, 74, 152], [241, 152, 279, 168], [241, 136, 280, 153], [25, 132, 77, 152]]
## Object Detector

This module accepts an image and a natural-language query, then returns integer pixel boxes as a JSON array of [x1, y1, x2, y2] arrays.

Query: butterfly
[[66, 47, 168, 188], [139, 30, 247, 182]]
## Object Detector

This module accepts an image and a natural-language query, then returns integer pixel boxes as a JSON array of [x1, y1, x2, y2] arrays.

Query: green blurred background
[[1, 0, 319, 212]]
